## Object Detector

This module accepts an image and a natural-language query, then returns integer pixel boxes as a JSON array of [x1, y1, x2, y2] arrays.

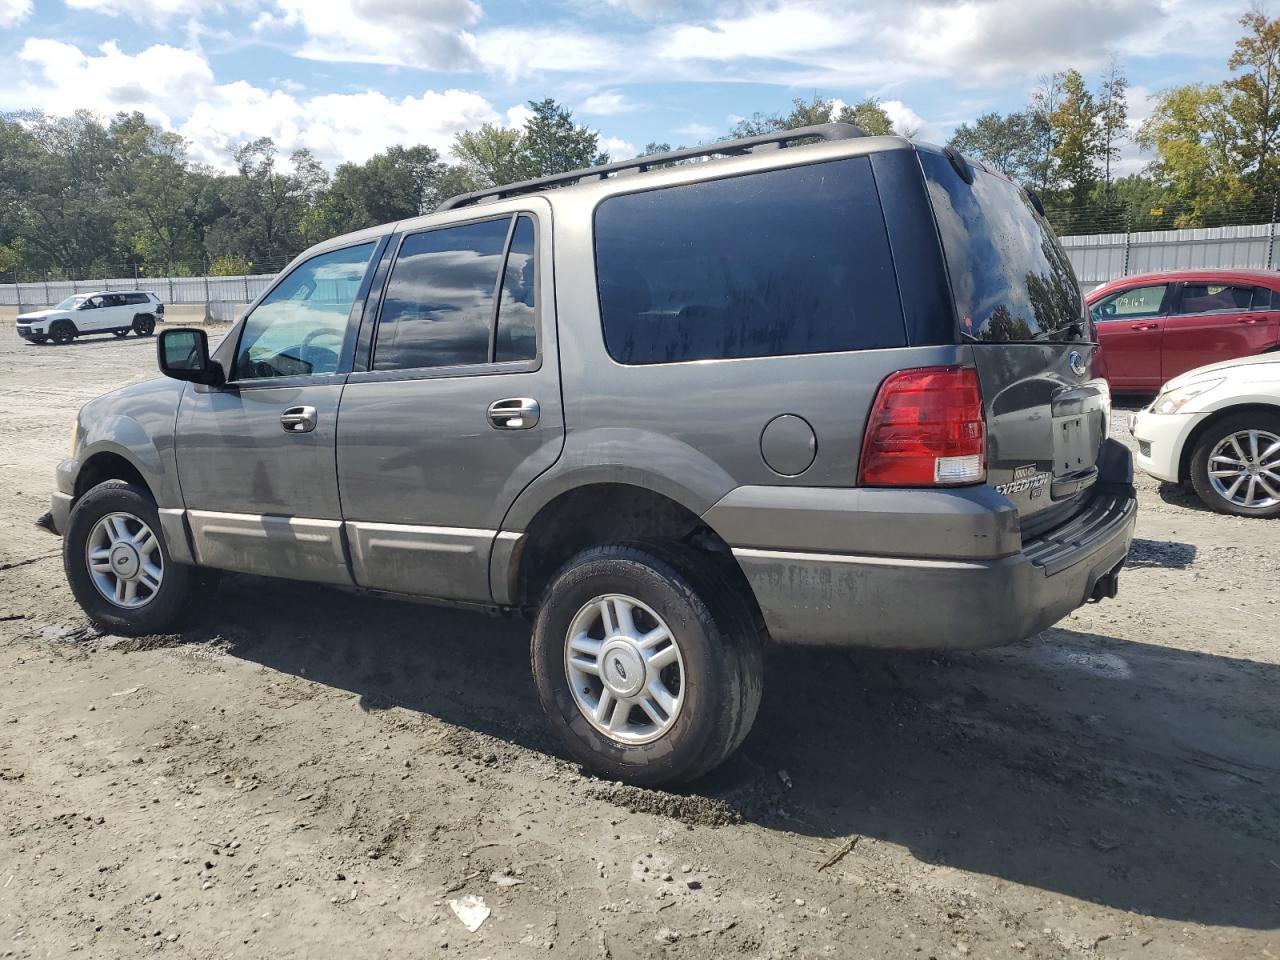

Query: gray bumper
[[50, 458, 77, 535], [732, 487, 1135, 649]]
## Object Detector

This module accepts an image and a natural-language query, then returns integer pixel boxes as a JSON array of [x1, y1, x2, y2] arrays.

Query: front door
[[337, 205, 564, 602], [1091, 283, 1170, 392], [1162, 281, 1279, 381], [175, 240, 381, 583]]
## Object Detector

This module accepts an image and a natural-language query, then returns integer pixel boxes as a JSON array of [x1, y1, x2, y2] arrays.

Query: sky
[[0, 0, 1258, 176]]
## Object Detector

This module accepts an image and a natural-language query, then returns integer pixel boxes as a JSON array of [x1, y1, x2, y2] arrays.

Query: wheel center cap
[[599, 639, 645, 698], [109, 543, 140, 580]]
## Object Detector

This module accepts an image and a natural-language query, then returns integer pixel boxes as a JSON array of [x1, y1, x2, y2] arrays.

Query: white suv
[[16, 292, 164, 345]]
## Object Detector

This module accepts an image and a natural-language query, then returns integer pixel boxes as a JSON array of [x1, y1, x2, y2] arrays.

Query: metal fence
[[1061, 221, 1280, 287], [0, 274, 276, 307], [5, 220, 1280, 306]]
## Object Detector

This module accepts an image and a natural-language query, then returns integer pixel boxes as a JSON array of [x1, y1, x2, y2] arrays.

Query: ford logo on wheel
[[1068, 350, 1087, 378]]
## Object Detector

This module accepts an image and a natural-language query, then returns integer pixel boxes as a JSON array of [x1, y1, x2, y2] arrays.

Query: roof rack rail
[[436, 121, 866, 212]]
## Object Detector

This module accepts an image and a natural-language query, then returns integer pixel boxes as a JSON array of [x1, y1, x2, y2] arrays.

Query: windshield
[[54, 295, 87, 310], [921, 151, 1089, 343]]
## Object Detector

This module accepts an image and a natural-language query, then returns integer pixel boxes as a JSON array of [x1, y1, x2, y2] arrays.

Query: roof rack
[[436, 122, 866, 212]]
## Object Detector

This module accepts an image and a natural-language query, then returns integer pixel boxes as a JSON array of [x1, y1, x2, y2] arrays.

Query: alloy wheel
[[85, 511, 164, 609], [1208, 428, 1280, 509], [564, 593, 685, 745]]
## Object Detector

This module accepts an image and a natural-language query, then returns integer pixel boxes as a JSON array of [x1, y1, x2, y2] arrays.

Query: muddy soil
[[1, 325, 1277, 959]]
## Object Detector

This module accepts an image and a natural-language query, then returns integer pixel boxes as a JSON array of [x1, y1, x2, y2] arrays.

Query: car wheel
[[531, 541, 763, 786], [50, 321, 75, 345], [112, 328, 130, 338], [63, 479, 208, 634], [1189, 411, 1280, 518], [132, 314, 155, 336]]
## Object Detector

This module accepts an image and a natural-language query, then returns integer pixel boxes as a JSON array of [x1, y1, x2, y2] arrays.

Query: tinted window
[[1178, 283, 1256, 314], [1255, 286, 1274, 309], [374, 219, 510, 371], [233, 242, 374, 380], [1092, 284, 1167, 321], [922, 151, 1086, 342], [495, 215, 537, 363], [594, 158, 905, 365]]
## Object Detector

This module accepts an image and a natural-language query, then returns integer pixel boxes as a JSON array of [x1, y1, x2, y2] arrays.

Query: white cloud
[[881, 100, 926, 137], [0, 0, 32, 27], [64, 0, 222, 18], [263, 0, 481, 71], [673, 122, 714, 140], [475, 27, 627, 82], [8, 38, 501, 170], [601, 136, 637, 160], [578, 91, 639, 115]]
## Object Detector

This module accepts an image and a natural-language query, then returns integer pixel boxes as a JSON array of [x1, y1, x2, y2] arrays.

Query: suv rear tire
[[50, 320, 76, 345], [1189, 411, 1280, 518], [63, 480, 209, 635], [132, 314, 156, 336], [531, 541, 763, 785]]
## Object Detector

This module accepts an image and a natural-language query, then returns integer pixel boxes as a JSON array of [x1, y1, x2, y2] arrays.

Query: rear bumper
[[713, 440, 1137, 649]]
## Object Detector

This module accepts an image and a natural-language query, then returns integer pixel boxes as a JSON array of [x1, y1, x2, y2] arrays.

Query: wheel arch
[[1178, 402, 1280, 482], [74, 449, 154, 502], [501, 481, 761, 623]]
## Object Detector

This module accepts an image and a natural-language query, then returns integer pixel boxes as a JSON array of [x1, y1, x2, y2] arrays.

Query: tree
[[453, 123, 526, 187], [1029, 72, 1066, 192], [517, 98, 608, 179], [302, 144, 445, 240], [840, 98, 898, 136], [1099, 56, 1129, 195], [1049, 69, 1103, 211], [1138, 83, 1244, 225], [1226, 8, 1280, 200], [948, 112, 1040, 180]]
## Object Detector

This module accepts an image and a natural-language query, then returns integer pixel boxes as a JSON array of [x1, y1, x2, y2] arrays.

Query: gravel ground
[[1, 324, 1278, 960]]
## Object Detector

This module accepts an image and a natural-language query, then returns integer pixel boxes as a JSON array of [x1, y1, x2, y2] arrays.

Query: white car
[[16, 291, 163, 345], [1130, 353, 1280, 517]]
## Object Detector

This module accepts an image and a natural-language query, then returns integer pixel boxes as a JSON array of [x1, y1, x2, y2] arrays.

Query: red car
[[1087, 269, 1280, 392]]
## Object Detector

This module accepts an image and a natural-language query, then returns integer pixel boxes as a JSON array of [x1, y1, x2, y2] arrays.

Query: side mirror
[[158, 328, 224, 386]]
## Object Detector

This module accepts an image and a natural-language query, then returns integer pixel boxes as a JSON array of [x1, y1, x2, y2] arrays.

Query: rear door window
[[1177, 283, 1258, 315], [593, 157, 905, 364]]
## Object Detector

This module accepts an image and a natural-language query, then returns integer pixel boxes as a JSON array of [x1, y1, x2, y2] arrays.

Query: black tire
[[63, 479, 206, 634], [532, 541, 763, 786], [50, 320, 76, 345], [132, 314, 155, 336], [112, 328, 130, 338], [1189, 410, 1280, 518]]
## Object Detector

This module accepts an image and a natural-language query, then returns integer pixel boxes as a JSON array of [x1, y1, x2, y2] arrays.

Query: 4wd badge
[[995, 464, 1050, 499]]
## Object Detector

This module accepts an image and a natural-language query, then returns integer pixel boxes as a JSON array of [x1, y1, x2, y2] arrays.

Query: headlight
[[1151, 378, 1225, 414]]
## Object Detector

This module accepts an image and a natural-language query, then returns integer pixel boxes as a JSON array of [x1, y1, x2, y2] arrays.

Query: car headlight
[[1151, 378, 1225, 414]]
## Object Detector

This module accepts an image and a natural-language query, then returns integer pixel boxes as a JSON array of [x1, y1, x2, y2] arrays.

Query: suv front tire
[[63, 480, 207, 634], [531, 542, 763, 785]]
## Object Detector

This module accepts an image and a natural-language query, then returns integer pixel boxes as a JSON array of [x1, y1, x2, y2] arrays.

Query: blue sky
[[0, 0, 1256, 175]]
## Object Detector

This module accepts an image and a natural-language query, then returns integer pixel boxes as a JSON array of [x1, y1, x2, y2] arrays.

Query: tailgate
[[971, 343, 1109, 530]]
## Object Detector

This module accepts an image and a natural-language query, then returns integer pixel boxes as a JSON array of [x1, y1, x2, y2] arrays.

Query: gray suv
[[50, 124, 1136, 785]]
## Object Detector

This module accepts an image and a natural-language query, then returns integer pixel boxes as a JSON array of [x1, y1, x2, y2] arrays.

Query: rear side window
[[922, 151, 1086, 343], [1177, 283, 1266, 314], [495, 215, 537, 363], [593, 158, 905, 365]]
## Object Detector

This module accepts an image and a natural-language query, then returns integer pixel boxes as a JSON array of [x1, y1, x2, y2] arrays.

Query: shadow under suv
[[50, 123, 1136, 785]]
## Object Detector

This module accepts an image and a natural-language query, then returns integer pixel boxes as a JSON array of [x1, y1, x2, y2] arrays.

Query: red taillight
[[858, 366, 986, 487]]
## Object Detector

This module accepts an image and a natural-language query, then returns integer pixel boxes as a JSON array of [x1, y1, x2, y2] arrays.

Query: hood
[[16, 309, 59, 322], [1164, 352, 1280, 389]]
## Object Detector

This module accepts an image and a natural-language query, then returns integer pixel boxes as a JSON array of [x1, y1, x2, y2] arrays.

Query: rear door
[[1162, 281, 1278, 381], [336, 202, 563, 602], [1088, 283, 1170, 391], [921, 150, 1108, 534]]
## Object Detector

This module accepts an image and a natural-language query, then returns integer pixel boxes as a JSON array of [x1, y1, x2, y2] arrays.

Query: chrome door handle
[[280, 405, 317, 433], [487, 397, 539, 430]]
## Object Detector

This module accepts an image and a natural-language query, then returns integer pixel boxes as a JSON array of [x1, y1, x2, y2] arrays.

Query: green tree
[[1099, 57, 1129, 194], [518, 97, 608, 179], [452, 123, 526, 187], [1226, 8, 1280, 200], [948, 112, 1040, 180], [205, 138, 323, 264], [1049, 69, 1103, 211], [1138, 83, 1244, 225]]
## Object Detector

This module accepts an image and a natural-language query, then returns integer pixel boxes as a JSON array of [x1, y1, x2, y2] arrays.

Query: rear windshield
[[921, 151, 1087, 343], [594, 157, 906, 364]]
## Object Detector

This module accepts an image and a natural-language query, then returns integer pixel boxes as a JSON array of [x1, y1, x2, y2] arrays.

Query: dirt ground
[[1, 323, 1277, 960]]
